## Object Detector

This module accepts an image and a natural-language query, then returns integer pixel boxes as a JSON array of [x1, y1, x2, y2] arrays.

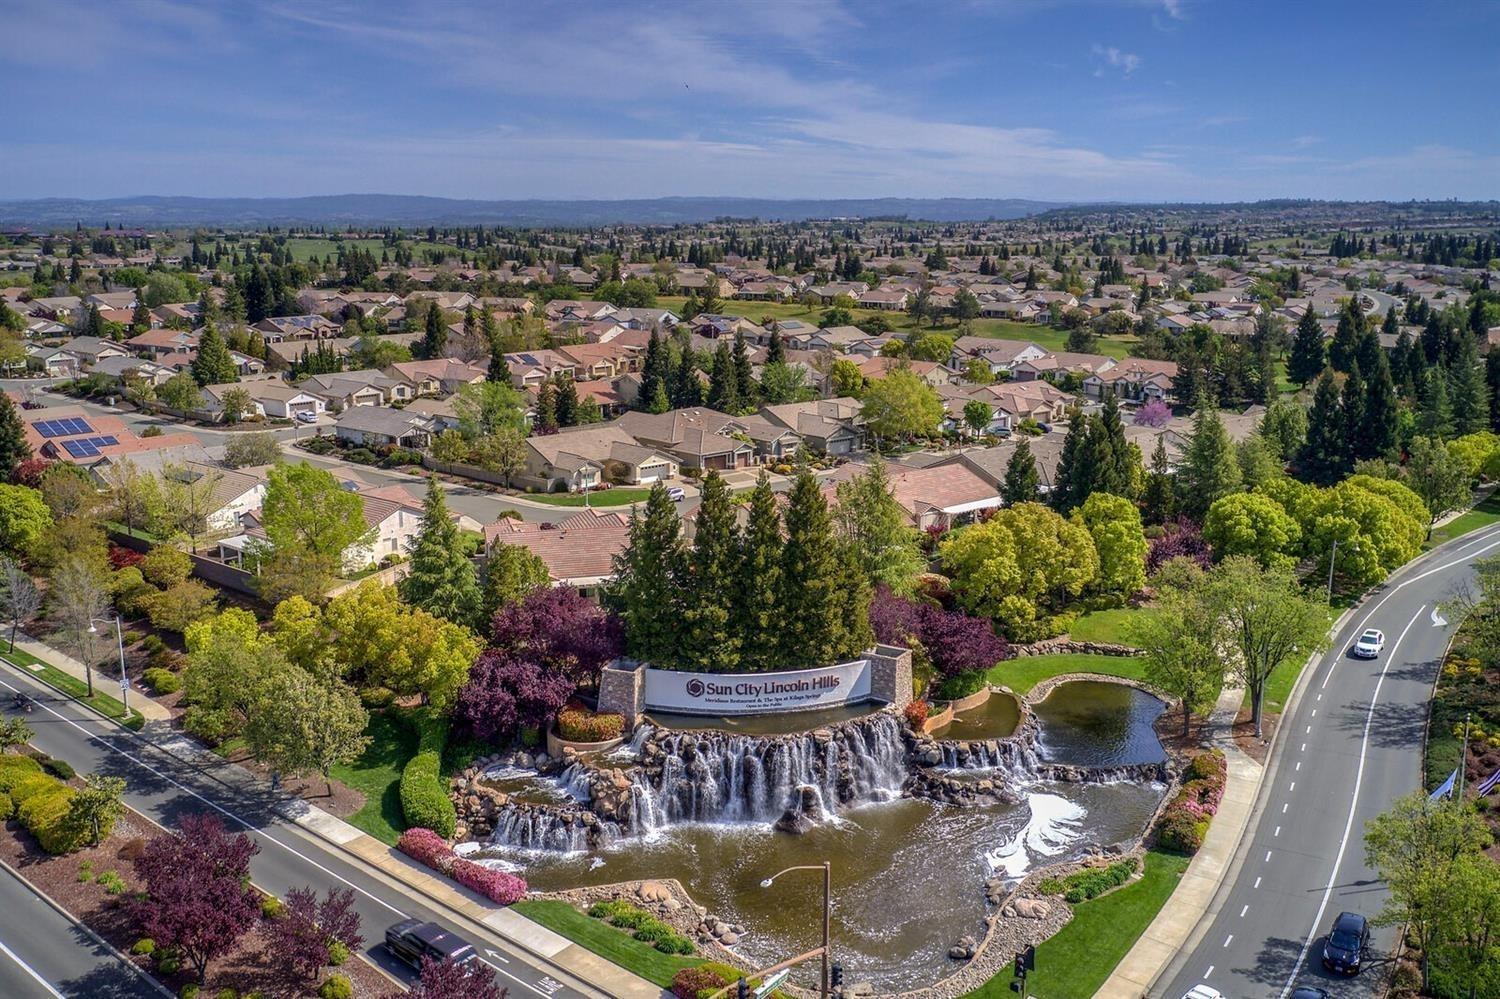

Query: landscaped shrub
[[1157, 750, 1227, 854], [396, 827, 450, 868], [181, 985, 199, 999], [345, 448, 378, 466], [0, 754, 42, 791], [141, 546, 193, 589], [8, 772, 58, 805], [109, 545, 147, 570], [142, 668, 182, 696], [449, 858, 528, 905], [1038, 857, 1139, 903], [555, 703, 624, 743], [672, 966, 728, 999], [20, 785, 87, 854], [587, 899, 694, 954], [931, 669, 988, 701], [131, 938, 156, 956], [0, 791, 12, 820], [327, 939, 349, 966], [97, 870, 127, 894], [140, 634, 166, 657], [359, 686, 394, 709], [317, 974, 352, 999], [398, 750, 455, 838], [117, 836, 145, 862], [260, 896, 285, 920], [38, 756, 75, 780], [903, 699, 930, 730], [144, 580, 219, 633], [381, 448, 424, 468]]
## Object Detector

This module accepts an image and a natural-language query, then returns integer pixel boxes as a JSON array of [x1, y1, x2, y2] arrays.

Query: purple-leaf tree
[[870, 587, 1008, 678], [131, 814, 261, 984], [1133, 397, 1173, 428], [454, 651, 575, 742], [489, 586, 624, 686], [869, 587, 924, 648], [268, 886, 364, 985], [1146, 518, 1213, 573], [385, 957, 507, 999]]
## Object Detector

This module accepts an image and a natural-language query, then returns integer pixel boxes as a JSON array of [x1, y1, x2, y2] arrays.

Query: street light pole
[[760, 861, 833, 998], [87, 616, 128, 714]]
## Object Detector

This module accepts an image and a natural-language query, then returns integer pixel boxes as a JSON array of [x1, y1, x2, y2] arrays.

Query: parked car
[[1321, 910, 1370, 975], [1181, 986, 1223, 999], [1290, 987, 1330, 999], [1352, 628, 1385, 658], [384, 919, 477, 970], [295, 410, 318, 423], [666, 486, 686, 501]]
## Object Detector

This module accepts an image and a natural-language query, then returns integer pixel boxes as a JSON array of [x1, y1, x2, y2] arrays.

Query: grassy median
[[513, 899, 702, 987]]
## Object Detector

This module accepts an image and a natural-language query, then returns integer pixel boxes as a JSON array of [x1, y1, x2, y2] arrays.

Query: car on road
[[295, 410, 318, 423], [1352, 628, 1385, 658], [1181, 986, 1223, 999], [384, 919, 477, 970], [1321, 910, 1370, 974], [1290, 987, 1330, 999], [666, 486, 686, 501]]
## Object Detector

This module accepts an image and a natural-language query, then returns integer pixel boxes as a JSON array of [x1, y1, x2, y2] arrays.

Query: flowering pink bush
[[450, 859, 528, 905], [398, 828, 528, 905], [1133, 397, 1173, 428], [1156, 750, 1226, 854]]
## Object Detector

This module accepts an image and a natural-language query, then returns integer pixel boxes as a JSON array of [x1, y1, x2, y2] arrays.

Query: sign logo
[[684, 678, 706, 698]]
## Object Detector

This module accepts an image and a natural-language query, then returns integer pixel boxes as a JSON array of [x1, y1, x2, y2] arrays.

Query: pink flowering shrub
[[1156, 750, 1227, 854], [398, 828, 528, 905], [450, 859, 529, 905]]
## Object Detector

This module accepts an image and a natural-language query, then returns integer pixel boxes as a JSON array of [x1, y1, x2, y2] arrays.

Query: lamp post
[[759, 861, 832, 997], [86, 616, 128, 714]]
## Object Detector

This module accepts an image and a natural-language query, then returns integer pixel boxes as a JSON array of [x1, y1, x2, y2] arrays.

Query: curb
[[0, 856, 174, 998]]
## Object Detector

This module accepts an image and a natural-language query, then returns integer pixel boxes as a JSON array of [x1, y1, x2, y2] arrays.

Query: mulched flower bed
[[0, 812, 395, 997]]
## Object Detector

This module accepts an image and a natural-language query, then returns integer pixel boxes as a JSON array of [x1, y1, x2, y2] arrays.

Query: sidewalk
[[7, 633, 172, 723], [1095, 686, 1263, 998], [9, 634, 660, 999]]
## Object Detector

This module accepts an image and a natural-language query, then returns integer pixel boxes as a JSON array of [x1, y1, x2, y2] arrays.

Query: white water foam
[[984, 791, 1087, 879]]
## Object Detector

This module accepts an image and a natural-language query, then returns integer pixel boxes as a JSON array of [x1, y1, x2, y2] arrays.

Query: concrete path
[[4, 633, 171, 722], [1096, 685, 1263, 998]]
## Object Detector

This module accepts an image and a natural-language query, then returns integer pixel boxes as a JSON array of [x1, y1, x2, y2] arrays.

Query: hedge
[[1157, 749, 1227, 854], [1038, 856, 1140, 903], [399, 712, 456, 838], [397, 826, 528, 906], [556, 703, 625, 743], [19, 786, 87, 854], [0, 791, 11, 820], [9, 773, 58, 806], [0, 754, 43, 792], [142, 667, 182, 696]]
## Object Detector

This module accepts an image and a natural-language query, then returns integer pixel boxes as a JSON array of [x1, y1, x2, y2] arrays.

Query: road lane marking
[[0, 938, 65, 998], [1289, 782, 1295, 791], [1223, 934, 1233, 948], [1311, 709, 1316, 717], [1205, 965, 1214, 977], [1254, 876, 1262, 889], [1295, 761, 1302, 771], [1265, 851, 1273, 862], [1239, 905, 1248, 918], [1282, 803, 1288, 813], [1305, 725, 1312, 734], [1300, 743, 1306, 752], [1316, 693, 1321, 702], [1274, 826, 1281, 836], [1279, 603, 1427, 999], [0, 673, 563, 999]]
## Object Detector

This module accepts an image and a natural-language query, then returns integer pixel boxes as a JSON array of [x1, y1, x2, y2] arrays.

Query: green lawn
[[962, 849, 1190, 999], [1429, 493, 1500, 546], [330, 709, 418, 845], [1, 647, 144, 729], [529, 488, 653, 508], [1258, 605, 1344, 716], [512, 900, 702, 988], [1066, 606, 1155, 645], [986, 653, 1150, 694]]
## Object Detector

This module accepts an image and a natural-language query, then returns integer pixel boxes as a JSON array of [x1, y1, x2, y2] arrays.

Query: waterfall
[[634, 713, 908, 826], [937, 735, 1039, 774], [487, 805, 619, 853]]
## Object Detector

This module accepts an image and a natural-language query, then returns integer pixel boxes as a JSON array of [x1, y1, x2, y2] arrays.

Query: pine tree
[[399, 477, 482, 630], [609, 484, 686, 667], [191, 322, 237, 386], [1341, 361, 1369, 460], [554, 374, 579, 428], [766, 328, 786, 365], [423, 303, 446, 359], [637, 329, 668, 412], [0, 394, 31, 479], [707, 340, 739, 413], [1001, 437, 1039, 505], [777, 471, 843, 668], [735, 472, 782, 672], [1142, 435, 1175, 525], [670, 333, 701, 408], [1178, 398, 1243, 518], [487, 329, 508, 384], [681, 471, 741, 671], [1096, 391, 1134, 497], [1487, 346, 1500, 431], [833, 541, 874, 660], [732, 330, 756, 410], [1328, 306, 1360, 373], [1417, 365, 1455, 440], [1447, 333, 1489, 435], [1300, 369, 1348, 485], [1051, 411, 1089, 512], [1362, 350, 1399, 458], [130, 298, 152, 333], [534, 381, 558, 434]]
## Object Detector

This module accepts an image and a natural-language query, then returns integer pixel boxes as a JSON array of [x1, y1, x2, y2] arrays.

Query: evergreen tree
[[1096, 391, 1135, 497], [1050, 408, 1089, 513], [1416, 365, 1455, 439], [1177, 398, 1243, 518], [481, 542, 549, 622], [777, 471, 843, 668], [1487, 346, 1500, 431], [637, 329, 669, 412], [1290, 309, 1326, 387], [735, 473, 782, 672], [399, 477, 481, 630], [833, 540, 874, 661], [681, 471, 741, 671], [130, 297, 152, 333], [1341, 361, 1369, 460], [487, 329, 508, 384], [534, 381, 558, 434], [1142, 435, 1175, 525], [554, 374, 579, 428], [1362, 350, 1399, 458], [1300, 369, 1348, 485], [1447, 333, 1489, 435], [190, 322, 237, 386], [669, 332, 701, 408], [1001, 437, 1039, 505], [423, 303, 446, 359], [707, 340, 739, 413], [609, 484, 686, 667], [0, 394, 31, 479], [1252, 331, 1277, 404], [766, 328, 786, 365], [1391, 329, 1416, 395], [1328, 305, 1360, 373], [732, 330, 756, 410]]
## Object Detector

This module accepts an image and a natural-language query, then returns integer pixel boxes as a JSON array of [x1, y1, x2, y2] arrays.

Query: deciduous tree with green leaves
[[859, 369, 944, 445], [1128, 572, 1224, 736], [1203, 492, 1301, 569], [244, 668, 370, 796], [481, 541, 550, 622]]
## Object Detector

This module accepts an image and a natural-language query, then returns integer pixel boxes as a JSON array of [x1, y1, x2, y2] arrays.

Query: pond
[[929, 690, 1022, 741], [1032, 680, 1167, 768]]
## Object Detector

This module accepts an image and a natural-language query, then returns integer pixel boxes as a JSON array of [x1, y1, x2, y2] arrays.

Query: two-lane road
[[1161, 524, 1500, 999], [0, 665, 598, 999]]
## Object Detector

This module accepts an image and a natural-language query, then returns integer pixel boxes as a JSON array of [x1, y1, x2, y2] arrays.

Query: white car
[[1182, 986, 1224, 999], [295, 410, 318, 423], [1352, 628, 1385, 658], [666, 486, 686, 502]]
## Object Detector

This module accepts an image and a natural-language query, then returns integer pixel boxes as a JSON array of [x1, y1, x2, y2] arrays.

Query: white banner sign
[[643, 660, 873, 716]]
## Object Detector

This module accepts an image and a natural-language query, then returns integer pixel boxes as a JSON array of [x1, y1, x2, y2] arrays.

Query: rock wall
[[1008, 638, 1141, 658]]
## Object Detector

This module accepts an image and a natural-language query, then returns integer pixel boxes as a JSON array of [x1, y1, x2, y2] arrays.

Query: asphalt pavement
[[0, 666, 597, 999], [0, 860, 165, 999], [1160, 523, 1500, 999]]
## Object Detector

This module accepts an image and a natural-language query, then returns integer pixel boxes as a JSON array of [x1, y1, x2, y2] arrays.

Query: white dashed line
[[1300, 743, 1306, 752], [1275, 826, 1282, 836], [1205, 965, 1215, 977], [0, 939, 64, 998], [1311, 709, 1317, 717], [1296, 761, 1302, 771], [1239, 904, 1248, 918], [1282, 802, 1289, 813], [1224, 934, 1234, 948], [1253, 876, 1262, 889], [1306, 725, 1312, 734], [1265, 851, 1273, 863], [1289, 782, 1295, 791]]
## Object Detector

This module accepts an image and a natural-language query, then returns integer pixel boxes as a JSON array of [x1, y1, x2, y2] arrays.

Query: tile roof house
[[518, 424, 679, 493], [1083, 357, 1178, 402], [614, 407, 757, 471], [333, 406, 435, 449], [755, 397, 865, 455], [485, 510, 633, 596], [828, 460, 1001, 530]]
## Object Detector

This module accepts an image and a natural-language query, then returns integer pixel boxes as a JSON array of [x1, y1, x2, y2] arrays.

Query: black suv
[[384, 919, 478, 970], [1321, 910, 1370, 975]]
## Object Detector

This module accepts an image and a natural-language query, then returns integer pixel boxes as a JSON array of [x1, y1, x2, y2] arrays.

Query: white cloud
[[1161, 0, 1186, 21], [1091, 44, 1142, 77]]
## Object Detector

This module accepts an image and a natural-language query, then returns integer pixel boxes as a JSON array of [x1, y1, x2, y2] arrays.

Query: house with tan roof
[[518, 424, 679, 493], [827, 460, 1001, 530], [485, 509, 633, 597], [613, 407, 756, 471], [755, 397, 864, 455]]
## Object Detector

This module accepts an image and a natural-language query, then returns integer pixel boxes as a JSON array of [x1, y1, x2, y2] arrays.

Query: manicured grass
[[961, 849, 1191, 999], [529, 488, 653, 508], [1066, 606, 1155, 645], [1429, 493, 1500, 546], [986, 653, 1151, 694], [330, 709, 418, 846], [513, 900, 702, 988], [0, 647, 144, 729]]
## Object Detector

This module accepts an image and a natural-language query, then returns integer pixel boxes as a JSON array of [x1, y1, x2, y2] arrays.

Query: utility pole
[[1457, 713, 1470, 799], [1325, 538, 1339, 604]]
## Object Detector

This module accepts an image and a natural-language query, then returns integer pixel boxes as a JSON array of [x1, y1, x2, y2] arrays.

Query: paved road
[[1160, 524, 1500, 999], [0, 860, 164, 999], [0, 666, 595, 999]]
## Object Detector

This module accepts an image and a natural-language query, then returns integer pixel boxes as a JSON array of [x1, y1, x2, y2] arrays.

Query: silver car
[[1352, 628, 1385, 658]]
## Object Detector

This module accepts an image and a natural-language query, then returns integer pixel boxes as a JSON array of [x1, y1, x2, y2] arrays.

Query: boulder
[[637, 881, 670, 903], [1011, 898, 1048, 919]]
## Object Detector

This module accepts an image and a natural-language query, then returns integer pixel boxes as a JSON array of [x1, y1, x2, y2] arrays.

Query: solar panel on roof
[[62, 439, 97, 458]]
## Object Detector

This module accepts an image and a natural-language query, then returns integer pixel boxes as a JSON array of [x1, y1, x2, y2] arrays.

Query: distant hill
[[0, 194, 1067, 228]]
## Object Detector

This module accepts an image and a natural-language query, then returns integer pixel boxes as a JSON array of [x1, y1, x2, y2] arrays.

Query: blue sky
[[3, 0, 1498, 202]]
